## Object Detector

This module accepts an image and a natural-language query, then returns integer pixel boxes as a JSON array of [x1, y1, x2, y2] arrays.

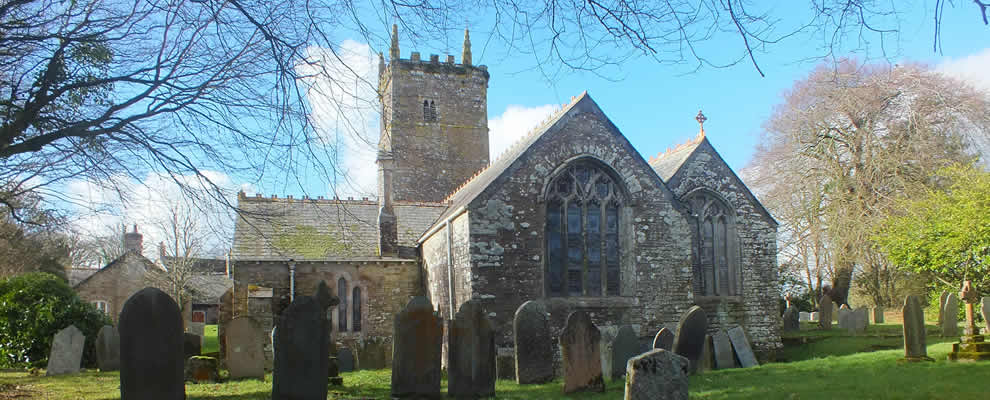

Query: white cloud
[[488, 104, 557, 161], [938, 47, 990, 95]]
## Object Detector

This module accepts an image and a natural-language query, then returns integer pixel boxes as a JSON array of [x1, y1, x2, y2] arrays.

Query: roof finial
[[462, 27, 472, 66], [695, 110, 707, 137], [389, 24, 399, 61]]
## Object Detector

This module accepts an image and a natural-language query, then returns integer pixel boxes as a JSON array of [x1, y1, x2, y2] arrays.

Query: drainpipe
[[445, 221, 455, 318], [288, 259, 296, 302]]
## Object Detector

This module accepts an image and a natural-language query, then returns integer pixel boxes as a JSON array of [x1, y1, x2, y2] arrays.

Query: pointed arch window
[[352, 287, 362, 332], [685, 191, 740, 296], [546, 160, 624, 297], [337, 277, 348, 331], [423, 100, 437, 122]]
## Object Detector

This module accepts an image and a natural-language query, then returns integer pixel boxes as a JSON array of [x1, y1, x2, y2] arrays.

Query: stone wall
[[74, 252, 155, 324]]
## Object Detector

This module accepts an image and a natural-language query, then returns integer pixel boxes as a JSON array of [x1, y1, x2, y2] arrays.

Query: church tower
[[377, 26, 490, 205]]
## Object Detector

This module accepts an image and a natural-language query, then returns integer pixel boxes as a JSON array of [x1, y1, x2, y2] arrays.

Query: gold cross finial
[[696, 110, 707, 137]]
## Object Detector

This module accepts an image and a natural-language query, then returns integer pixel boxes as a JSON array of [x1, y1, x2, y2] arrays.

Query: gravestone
[[226, 317, 265, 380], [623, 349, 689, 400], [218, 288, 233, 367], [942, 293, 959, 337], [671, 306, 707, 374], [781, 308, 799, 333], [810, 312, 819, 322], [818, 295, 833, 330], [95, 325, 120, 371], [983, 297, 990, 334], [119, 287, 185, 400], [727, 326, 758, 368], [183, 333, 202, 360], [872, 307, 885, 324], [653, 327, 674, 351], [603, 325, 640, 381], [391, 296, 443, 399], [837, 307, 854, 331], [513, 300, 553, 384], [187, 322, 205, 339], [357, 338, 389, 370], [272, 281, 335, 400], [337, 348, 355, 372], [448, 299, 496, 398], [560, 311, 605, 393], [711, 330, 736, 370], [46, 325, 84, 376], [698, 335, 714, 372], [939, 291, 950, 326], [832, 302, 840, 322], [799, 312, 811, 322], [902, 295, 932, 361], [184, 356, 219, 383], [852, 308, 869, 334]]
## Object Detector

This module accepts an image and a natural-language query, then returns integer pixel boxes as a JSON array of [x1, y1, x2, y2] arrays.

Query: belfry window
[[546, 160, 624, 297], [423, 100, 437, 122], [685, 190, 740, 296]]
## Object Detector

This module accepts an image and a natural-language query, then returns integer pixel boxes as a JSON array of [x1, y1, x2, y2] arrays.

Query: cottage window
[[337, 278, 348, 331], [546, 160, 624, 297], [685, 190, 740, 296], [352, 287, 362, 332], [92, 300, 109, 314]]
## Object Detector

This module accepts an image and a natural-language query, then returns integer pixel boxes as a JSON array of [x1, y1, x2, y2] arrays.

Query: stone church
[[230, 26, 781, 370]]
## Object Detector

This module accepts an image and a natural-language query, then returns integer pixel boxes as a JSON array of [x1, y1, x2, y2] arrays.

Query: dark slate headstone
[[272, 281, 332, 400], [671, 306, 707, 374], [902, 295, 931, 361], [603, 325, 640, 381], [938, 291, 949, 326], [818, 295, 833, 330], [183, 333, 202, 360], [226, 317, 264, 380], [623, 349, 689, 400], [95, 325, 120, 371], [513, 300, 553, 384], [119, 287, 185, 400], [652, 327, 674, 351], [727, 326, 758, 368], [448, 299, 496, 398], [942, 293, 959, 337], [560, 311, 605, 394], [712, 330, 736, 370], [781, 307, 799, 333], [46, 325, 84, 376], [337, 347, 355, 372], [391, 296, 443, 399]]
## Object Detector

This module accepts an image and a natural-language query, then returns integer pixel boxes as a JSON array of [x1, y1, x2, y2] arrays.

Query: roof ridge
[[648, 132, 705, 163]]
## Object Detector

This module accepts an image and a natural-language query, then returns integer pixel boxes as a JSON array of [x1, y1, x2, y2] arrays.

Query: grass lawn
[[203, 324, 219, 354], [2, 322, 989, 399]]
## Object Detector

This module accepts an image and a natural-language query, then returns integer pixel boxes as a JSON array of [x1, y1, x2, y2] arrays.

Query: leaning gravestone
[[983, 297, 990, 334], [226, 317, 264, 380], [560, 311, 605, 393], [727, 326, 758, 368], [337, 347, 355, 372], [391, 296, 443, 399], [653, 327, 674, 351], [95, 325, 120, 371], [272, 281, 334, 400], [46, 325, 85, 376], [119, 287, 185, 400], [183, 333, 202, 360], [603, 325, 641, 381], [942, 293, 959, 337], [782, 308, 799, 333], [672, 306, 707, 374], [623, 349, 689, 400], [902, 295, 932, 361], [818, 295, 833, 330], [513, 300, 553, 384], [448, 299, 496, 398], [938, 291, 950, 326], [712, 330, 736, 370]]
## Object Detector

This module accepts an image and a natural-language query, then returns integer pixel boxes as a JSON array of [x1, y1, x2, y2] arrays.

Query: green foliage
[[0, 272, 111, 368], [876, 164, 990, 291]]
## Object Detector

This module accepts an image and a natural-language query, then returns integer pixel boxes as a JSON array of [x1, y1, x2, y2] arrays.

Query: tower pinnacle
[[462, 28, 472, 66], [389, 24, 399, 61]]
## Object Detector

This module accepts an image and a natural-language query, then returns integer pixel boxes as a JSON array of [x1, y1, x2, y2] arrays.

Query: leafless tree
[[146, 198, 215, 319]]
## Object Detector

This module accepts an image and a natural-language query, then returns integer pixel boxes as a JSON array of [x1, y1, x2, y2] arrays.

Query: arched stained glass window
[[352, 287, 362, 332], [337, 277, 348, 331], [685, 191, 739, 296], [546, 160, 624, 297]]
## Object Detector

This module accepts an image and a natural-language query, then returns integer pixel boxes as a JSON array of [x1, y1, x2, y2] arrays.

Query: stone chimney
[[123, 224, 143, 254], [377, 151, 398, 257]]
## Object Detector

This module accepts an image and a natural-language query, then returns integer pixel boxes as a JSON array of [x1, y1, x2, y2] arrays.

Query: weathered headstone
[[448, 299, 496, 398], [337, 347, 355, 372], [698, 335, 715, 372], [852, 308, 869, 334], [727, 326, 758, 368], [560, 311, 605, 393], [623, 349, 689, 400], [652, 327, 674, 351], [187, 322, 205, 339], [712, 330, 736, 370], [671, 306, 707, 374], [391, 296, 443, 399], [818, 295, 833, 330], [902, 295, 932, 361], [603, 325, 640, 381], [832, 302, 840, 322], [184, 356, 219, 383], [217, 288, 233, 367], [357, 338, 389, 370], [872, 307, 885, 324], [226, 317, 265, 380], [46, 325, 84, 376], [942, 293, 959, 337], [183, 333, 202, 360], [513, 300, 553, 384], [982, 297, 990, 334], [938, 291, 950, 326], [95, 325, 120, 371], [837, 308, 853, 332], [799, 312, 811, 322], [119, 287, 185, 400], [781, 307, 799, 333], [272, 281, 335, 400]]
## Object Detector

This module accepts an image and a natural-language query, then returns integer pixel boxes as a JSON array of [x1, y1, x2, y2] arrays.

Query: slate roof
[[72, 251, 160, 289], [232, 194, 447, 261], [160, 255, 227, 275], [647, 134, 705, 182], [186, 273, 233, 304], [68, 268, 99, 287]]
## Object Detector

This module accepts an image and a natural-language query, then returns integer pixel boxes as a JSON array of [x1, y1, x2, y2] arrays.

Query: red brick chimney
[[123, 224, 143, 254]]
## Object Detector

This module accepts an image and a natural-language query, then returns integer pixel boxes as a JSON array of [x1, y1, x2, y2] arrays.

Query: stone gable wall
[[74, 253, 152, 324]]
